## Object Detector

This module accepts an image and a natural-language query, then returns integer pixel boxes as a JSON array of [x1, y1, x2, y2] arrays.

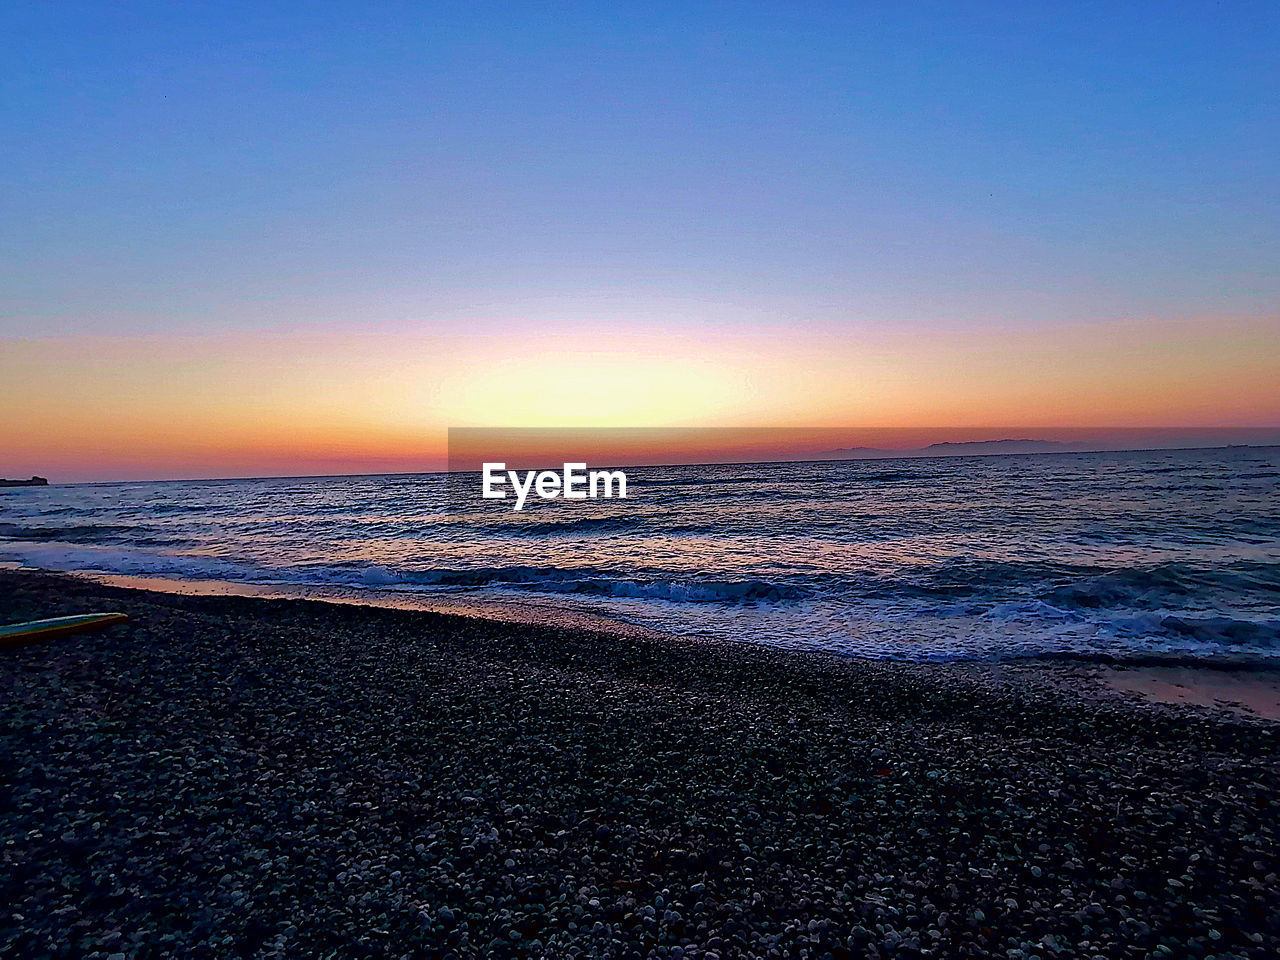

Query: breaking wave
[[1042, 561, 1280, 610]]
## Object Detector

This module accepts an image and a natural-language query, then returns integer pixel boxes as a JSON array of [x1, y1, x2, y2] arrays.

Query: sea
[[3, 446, 1278, 665]]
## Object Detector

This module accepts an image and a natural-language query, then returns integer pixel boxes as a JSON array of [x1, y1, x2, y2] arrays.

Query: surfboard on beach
[[0, 613, 129, 648]]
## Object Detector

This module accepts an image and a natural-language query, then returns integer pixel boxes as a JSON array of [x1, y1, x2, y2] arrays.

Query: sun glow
[[3, 312, 1277, 481]]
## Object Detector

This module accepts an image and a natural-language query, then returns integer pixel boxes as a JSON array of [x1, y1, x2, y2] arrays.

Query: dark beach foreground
[[2, 571, 1278, 960]]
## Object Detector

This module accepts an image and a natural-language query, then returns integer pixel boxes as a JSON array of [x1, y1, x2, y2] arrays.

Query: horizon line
[[22, 440, 1280, 487]]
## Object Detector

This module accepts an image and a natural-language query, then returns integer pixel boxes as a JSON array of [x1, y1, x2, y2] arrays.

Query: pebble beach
[[2, 569, 1278, 959]]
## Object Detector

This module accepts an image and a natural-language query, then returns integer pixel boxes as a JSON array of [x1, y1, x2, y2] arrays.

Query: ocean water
[[3, 447, 1279, 665]]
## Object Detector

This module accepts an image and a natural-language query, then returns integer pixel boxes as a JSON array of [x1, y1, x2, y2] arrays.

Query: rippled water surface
[[3, 447, 1279, 663]]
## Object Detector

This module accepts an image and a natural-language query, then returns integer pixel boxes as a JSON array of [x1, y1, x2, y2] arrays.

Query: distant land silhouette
[[818, 439, 1270, 460], [0, 476, 48, 487]]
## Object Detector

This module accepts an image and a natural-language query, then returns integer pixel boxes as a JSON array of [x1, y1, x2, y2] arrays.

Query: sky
[[1, 1, 1277, 480]]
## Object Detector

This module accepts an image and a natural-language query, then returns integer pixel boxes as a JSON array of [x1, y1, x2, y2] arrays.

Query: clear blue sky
[[3, 0, 1276, 339]]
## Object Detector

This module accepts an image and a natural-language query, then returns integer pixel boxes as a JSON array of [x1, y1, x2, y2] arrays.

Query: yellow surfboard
[[0, 613, 129, 648]]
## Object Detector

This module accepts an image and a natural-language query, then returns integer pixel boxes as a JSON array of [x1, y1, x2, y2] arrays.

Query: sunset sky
[[3, 2, 1278, 481]]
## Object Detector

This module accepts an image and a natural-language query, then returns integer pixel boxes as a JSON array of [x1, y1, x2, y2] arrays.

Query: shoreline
[[3, 568, 1279, 958], [68, 570, 675, 642], [1095, 663, 1280, 721], [19, 565, 1280, 722]]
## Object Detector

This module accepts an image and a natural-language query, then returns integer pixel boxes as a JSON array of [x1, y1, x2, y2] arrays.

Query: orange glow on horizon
[[3, 313, 1278, 481]]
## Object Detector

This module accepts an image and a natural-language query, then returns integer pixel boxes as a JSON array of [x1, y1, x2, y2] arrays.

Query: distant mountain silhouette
[[821, 439, 1088, 460], [920, 439, 1072, 454]]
